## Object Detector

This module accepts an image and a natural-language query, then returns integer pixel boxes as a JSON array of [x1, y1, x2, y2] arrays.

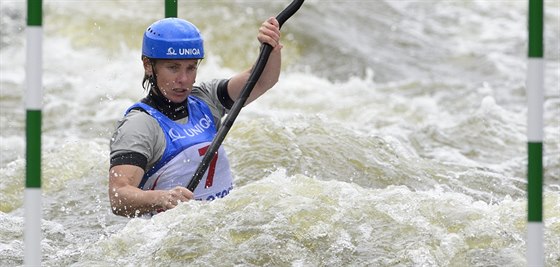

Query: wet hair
[[142, 74, 155, 91], [142, 56, 157, 92]]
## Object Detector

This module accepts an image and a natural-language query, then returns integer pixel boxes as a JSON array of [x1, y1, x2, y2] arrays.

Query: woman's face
[[145, 58, 199, 103]]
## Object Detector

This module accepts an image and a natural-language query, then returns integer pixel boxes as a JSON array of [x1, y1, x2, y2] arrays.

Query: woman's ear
[[142, 57, 154, 76]]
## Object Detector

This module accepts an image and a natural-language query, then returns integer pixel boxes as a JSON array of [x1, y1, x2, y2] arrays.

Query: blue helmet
[[142, 18, 204, 59]]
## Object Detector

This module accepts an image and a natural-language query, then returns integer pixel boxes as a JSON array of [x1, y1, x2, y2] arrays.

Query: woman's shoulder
[[125, 108, 156, 121], [193, 79, 228, 97], [192, 79, 228, 122], [118, 109, 160, 133]]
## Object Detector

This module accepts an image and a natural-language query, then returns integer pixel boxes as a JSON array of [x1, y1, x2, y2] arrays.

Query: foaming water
[[75, 170, 558, 266], [1, 0, 559, 266]]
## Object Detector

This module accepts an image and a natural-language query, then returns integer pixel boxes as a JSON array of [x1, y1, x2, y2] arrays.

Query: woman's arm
[[227, 17, 283, 105], [108, 164, 194, 217]]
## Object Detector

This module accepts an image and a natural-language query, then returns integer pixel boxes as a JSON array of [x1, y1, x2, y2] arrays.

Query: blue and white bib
[[126, 96, 233, 201]]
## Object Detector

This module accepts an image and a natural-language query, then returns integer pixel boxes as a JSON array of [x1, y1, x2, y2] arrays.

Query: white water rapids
[[1, 0, 559, 266]]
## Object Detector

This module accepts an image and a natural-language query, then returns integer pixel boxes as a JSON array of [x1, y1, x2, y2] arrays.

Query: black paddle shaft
[[187, 0, 305, 192]]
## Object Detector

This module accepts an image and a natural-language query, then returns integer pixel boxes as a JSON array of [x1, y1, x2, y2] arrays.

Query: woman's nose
[[176, 69, 191, 83]]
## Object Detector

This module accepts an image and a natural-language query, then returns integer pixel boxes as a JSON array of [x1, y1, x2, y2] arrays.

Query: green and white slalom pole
[[25, 0, 42, 266], [165, 0, 177, 18], [527, 0, 544, 266]]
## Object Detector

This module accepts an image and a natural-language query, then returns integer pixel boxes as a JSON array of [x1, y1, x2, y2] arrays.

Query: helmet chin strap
[[148, 61, 168, 102]]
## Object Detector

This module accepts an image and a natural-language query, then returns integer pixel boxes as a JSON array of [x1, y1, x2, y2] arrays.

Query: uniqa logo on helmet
[[142, 18, 205, 59], [166, 47, 202, 57]]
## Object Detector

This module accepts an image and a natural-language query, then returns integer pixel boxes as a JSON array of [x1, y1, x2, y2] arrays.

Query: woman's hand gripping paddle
[[187, 0, 305, 192]]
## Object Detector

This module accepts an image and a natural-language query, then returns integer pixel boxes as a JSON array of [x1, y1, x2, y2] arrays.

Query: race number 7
[[198, 145, 218, 188]]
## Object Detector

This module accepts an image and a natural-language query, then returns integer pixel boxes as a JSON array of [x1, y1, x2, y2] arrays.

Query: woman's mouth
[[170, 88, 191, 96]]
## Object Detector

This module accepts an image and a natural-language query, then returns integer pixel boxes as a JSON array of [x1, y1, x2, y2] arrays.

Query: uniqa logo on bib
[[166, 47, 201, 56]]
